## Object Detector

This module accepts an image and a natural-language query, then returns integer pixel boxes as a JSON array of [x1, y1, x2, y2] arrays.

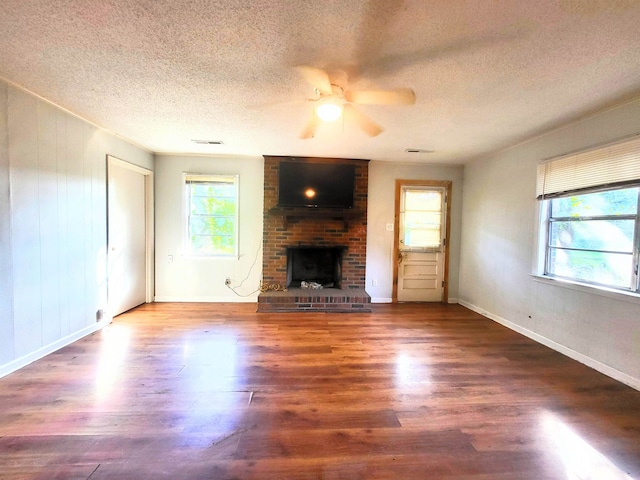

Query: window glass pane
[[405, 211, 441, 226], [404, 228, 441, 248], [189, 216, 235, 236], [190, 182, 235, 197], [190, 196, 236, 216], [551, 187, 639, 217], [405, 190, 441, 211], [548, 248, 633, 289], [549, 219, 635, 253], [403, 211, 441, 248]]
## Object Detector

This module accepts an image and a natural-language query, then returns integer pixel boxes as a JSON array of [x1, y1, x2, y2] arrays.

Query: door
[[107, 157, 151, 316], [394, 180, 451, 302]]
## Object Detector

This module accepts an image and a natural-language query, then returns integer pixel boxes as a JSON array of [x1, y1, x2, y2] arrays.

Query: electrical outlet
[[225, 277, 231, 286], [372, 279, 378, 287]]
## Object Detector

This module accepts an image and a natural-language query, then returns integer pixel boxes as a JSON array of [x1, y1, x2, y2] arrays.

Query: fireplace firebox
[[286, 246, 346, 289]]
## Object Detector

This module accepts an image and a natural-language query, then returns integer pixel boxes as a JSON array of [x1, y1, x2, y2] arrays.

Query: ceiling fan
[[296, 66, 416, 139]]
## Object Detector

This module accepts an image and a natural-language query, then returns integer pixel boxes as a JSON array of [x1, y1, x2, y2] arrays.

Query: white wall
[[366, 161, 464, 303], [154, 154, 264, 302], [0, 81, 153, 377], [459, 97, 640, 389]]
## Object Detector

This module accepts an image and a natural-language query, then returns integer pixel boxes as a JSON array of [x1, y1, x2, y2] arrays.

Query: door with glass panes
[[394, 181, 450, 302]]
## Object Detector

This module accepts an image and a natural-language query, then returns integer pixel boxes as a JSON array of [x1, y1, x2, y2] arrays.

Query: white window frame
[[184, 173, 239, 258], [537, 185, 640, 294], [535, 134, 640, 296]]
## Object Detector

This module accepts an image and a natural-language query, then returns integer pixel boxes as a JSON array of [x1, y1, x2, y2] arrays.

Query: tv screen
[[278, 161, 355, 208]]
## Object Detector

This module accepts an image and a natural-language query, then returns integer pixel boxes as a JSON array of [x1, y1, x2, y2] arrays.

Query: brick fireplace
[[258, 155, 371, 312]]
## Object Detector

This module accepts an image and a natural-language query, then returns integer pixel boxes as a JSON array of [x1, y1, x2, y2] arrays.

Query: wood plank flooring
[[1, 303, 639, 479]]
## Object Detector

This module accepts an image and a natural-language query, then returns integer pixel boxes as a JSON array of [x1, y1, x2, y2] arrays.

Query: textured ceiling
[[2, 0, 640, 163]]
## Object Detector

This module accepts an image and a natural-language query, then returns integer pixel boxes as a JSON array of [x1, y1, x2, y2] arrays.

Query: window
[[400, 187, 444, 251], [537, 135, 640, 293], [543, 186, 639, 291], [185, 174, 238, 256]]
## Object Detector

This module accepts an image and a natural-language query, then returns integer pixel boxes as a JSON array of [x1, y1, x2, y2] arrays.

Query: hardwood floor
[[1, 303, 639, 479]]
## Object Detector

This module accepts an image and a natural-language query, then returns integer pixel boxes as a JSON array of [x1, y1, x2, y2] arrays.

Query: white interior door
[[108, 159, 148, 316], [396, 185, 447, 302]]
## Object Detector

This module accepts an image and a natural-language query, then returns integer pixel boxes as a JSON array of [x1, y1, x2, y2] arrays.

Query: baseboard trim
[[154, 296, 257, 303], [0, 319, 110, 379], [458, 299, 640, 392], [370, 298, 459, 304]]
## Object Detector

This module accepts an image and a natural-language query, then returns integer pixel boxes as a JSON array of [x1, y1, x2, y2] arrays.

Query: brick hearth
[[259, 156, 371, 312], [257, 288, 371, 313]]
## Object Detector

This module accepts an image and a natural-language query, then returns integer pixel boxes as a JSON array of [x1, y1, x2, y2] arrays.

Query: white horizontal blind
[[537, 135, 640, 199], [185, 174, 236, 184]]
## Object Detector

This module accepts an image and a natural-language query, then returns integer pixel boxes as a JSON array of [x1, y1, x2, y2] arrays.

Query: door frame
[[107, 155, 155, 312], [392, 179, 452, 303]]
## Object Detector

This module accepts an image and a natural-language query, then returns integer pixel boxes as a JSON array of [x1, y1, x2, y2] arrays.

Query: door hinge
[[442, 281, 445, 287], [442, 237, 446, 247]]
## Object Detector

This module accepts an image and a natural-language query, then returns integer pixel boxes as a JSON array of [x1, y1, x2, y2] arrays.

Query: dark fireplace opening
[[286, 246, 346, 289]]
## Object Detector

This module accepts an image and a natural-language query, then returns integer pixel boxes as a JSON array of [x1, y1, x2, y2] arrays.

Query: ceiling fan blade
[[345, 88, 416, 105], [295, 66, 333, 94], [299, 112, 321, 139], [344, 104, 383, 137]]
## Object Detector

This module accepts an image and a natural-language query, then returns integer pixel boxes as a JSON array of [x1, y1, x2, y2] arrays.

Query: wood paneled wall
[[0, 81, 152, 376]]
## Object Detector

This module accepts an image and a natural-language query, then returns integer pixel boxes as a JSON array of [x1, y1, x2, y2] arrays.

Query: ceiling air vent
[[405, 148, 434, 153], [192, 140, 224, 145]]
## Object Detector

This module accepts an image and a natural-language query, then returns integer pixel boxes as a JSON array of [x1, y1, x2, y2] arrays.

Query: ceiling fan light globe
[[316, 103, 343, 122]]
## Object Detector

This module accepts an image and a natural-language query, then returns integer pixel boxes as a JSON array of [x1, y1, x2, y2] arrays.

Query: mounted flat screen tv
[[278, 161, 356, 208]]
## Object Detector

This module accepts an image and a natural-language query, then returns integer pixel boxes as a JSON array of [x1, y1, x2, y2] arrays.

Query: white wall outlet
[[168, 255, 173, 263], [386, 223, 394, 231], [372, 279, 378, 286]]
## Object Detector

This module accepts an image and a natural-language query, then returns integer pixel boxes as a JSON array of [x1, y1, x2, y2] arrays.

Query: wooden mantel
[[268, 206, 365, 230]]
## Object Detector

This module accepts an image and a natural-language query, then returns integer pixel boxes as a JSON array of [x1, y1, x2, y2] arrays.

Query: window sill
[[530, 274, 640, 305]]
